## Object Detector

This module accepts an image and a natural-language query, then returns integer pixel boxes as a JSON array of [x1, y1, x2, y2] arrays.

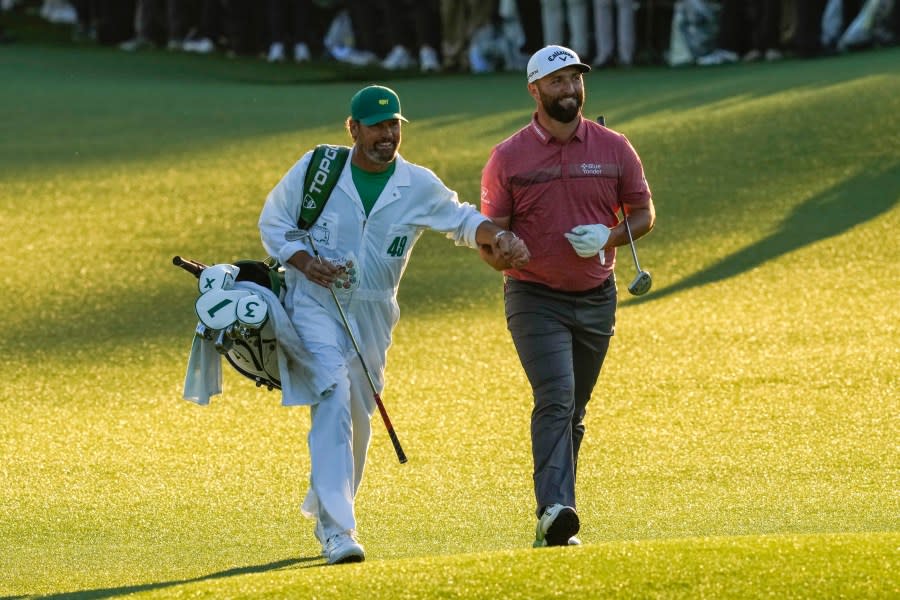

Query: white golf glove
[[564, 224, 611, 263]]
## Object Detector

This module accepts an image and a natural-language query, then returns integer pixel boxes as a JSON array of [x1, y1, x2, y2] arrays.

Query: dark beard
[[542, 93, 582, 123]]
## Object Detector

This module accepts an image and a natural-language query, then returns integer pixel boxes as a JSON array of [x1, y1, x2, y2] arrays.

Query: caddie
[[258, 84, 530, 564]]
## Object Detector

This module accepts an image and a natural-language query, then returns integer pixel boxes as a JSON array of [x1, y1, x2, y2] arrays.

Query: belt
[[506, 274, 614, 297]]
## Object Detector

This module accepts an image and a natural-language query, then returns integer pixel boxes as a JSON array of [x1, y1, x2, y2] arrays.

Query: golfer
[[479, 46, 656, 546], [259, 85, 529, 564]]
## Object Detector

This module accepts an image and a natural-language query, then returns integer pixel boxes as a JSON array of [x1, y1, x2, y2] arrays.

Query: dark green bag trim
[[299, 144, 351, 230]]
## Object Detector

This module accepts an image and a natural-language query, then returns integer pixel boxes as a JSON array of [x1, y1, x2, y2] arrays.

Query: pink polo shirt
[[481, 114, 651, 292]]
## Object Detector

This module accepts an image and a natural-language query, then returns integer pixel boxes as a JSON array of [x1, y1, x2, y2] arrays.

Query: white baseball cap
[[526, 45, 591, 83]]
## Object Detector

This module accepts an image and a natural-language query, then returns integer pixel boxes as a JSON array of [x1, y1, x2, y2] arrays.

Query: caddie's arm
[[287, 251, 340, 289]]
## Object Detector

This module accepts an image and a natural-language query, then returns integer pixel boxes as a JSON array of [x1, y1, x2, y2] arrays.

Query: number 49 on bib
[[386, 235, 408, 257]]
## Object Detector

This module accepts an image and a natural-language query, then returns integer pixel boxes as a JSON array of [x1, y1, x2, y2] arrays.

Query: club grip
[[374, 392, 407, 464], [388, 429, 408, 464], [173, 255, 208, 278]]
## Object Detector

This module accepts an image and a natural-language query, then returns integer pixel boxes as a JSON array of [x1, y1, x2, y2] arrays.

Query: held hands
[[494, 230, 530, 269], [564, 224, 611, 264]]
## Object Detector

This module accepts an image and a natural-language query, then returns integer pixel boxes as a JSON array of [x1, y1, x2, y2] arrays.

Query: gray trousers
[[505, 276, 616, 517]]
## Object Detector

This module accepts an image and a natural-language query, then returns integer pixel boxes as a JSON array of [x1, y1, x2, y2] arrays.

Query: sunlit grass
[[1, 41, 898, 598]]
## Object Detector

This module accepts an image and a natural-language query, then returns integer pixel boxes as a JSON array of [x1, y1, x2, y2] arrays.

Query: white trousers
[[297, 310, 375, 546], [301, 357, 372, 544]]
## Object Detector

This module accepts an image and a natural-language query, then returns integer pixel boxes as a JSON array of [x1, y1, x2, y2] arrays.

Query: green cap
[[350, 85, 408, 126]]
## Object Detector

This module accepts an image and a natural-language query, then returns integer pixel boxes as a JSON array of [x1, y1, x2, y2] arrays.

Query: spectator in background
[[91, 0, 137, 45], [826, 0, 895, 52], [639, 0, 675, 64], [336, 0, 385, 65], [742, 1, 782, 61], [119, 0, 199, 51], [118, 0, 157, 50], [695, 0, 740, 65], [467, 0, 529, 73], [377, 0, 442, 71], [441, 0, 498, 72], [666, 0, 719, 66], [891, 0, 900, 42], [790, 0, 828, 57], [591, 0, 636, 67], [69, 0, 96, 41], [540, 0, 590, 58], [515, 0, 544, 55], [265, 0, 312, 62], [183, 0, 220, 54], [222, 0, 261, 57], [181, 0, 264, 57], [40, 0, 77, 24]]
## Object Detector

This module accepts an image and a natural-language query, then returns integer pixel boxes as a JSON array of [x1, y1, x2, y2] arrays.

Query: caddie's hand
[[564, 224, 611, 264], [302, 255, 340, 288]]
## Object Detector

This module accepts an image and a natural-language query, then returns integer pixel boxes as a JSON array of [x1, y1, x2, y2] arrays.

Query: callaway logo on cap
[[526, 45, 591, 83]]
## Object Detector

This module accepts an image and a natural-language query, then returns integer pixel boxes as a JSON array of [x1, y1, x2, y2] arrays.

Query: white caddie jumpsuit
[[259, 147, 487, 545]]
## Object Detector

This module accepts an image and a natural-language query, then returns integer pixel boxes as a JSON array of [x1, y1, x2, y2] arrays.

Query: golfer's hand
[[565, 224, 611, 264], [494, 232, 530, 269], [505, 236, 530, 269]]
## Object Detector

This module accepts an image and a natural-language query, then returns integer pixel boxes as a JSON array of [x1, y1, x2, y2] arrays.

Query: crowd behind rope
[[4, 0, 898, 71]]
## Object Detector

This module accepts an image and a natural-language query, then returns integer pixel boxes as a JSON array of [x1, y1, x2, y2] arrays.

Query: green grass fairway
[[1, 37, 898, 599]]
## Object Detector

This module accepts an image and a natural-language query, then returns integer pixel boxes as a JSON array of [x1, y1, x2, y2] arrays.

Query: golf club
[[618, 199, 653, 296], [597, 116, 652, 296], [303, 232, 408, 464]]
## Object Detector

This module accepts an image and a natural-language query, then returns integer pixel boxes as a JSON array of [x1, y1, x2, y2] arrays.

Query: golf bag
[[175, 256, 284, 390]]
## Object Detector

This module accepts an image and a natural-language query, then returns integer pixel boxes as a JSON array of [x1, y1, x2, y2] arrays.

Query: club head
[[628, 270, 652, 296]]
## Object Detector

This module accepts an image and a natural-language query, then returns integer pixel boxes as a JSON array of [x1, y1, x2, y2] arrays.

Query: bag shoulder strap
[[299, 144, 351, 229]]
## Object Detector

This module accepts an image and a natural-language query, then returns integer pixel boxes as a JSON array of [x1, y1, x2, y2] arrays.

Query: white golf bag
[[175, 256, 284, 390]]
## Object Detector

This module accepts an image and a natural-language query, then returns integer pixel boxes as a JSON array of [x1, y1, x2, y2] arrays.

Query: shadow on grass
[[22, 556, 321, 599], [627, 163, 900, 305]]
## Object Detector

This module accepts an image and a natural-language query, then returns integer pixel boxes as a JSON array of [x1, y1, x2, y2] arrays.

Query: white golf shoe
[[324, 531, 365, 565], [533, 504, 580, 547]]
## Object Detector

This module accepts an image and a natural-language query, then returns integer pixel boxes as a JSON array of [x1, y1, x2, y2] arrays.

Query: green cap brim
[[359, 112, 408, 126]]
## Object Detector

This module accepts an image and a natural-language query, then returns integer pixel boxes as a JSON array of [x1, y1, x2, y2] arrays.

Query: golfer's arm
[[605, 202, 656, 249], [476, 217, 512, 271]]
